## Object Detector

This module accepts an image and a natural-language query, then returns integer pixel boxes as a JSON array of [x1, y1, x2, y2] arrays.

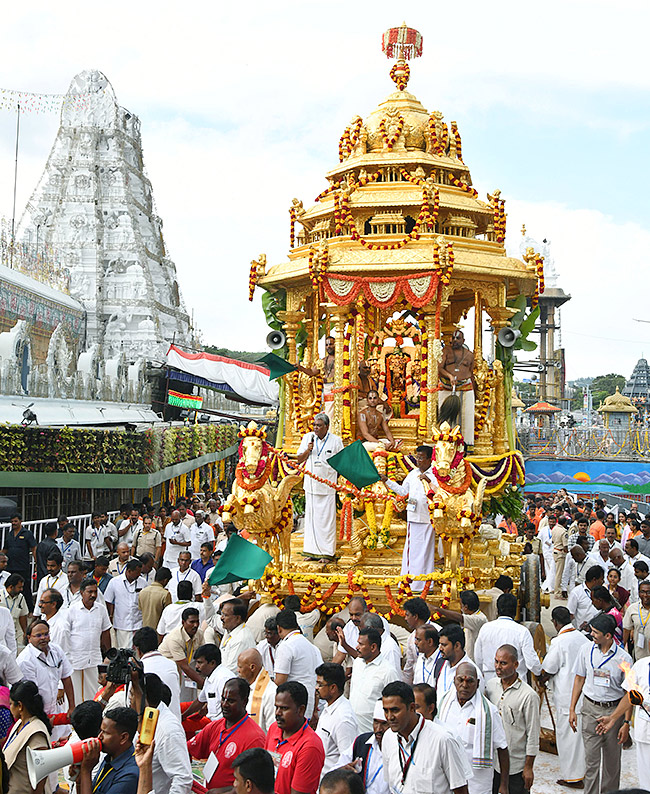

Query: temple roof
[[597, 386, 638, 414]]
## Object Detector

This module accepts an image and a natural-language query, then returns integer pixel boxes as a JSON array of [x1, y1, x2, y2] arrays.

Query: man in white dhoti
[[540, 606, 590, 789], [438, 329, 475, 445], [296, 413, 344, 560], [382, 445, 437, 590]]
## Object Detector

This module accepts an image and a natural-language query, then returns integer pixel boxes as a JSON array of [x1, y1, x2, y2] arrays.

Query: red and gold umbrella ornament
[[382, 23, 423, 91]]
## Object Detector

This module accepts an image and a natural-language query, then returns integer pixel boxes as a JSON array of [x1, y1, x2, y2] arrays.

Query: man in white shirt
[[349, 626, 400, 732], [382, 445, 437, 589], [283, 594, 321, 641], [17, 618, 76, 719], [438, 662, 509, 794], [133, 626, 182, 720], [216, 597, 256, 671], [104, 559, 146, 647], [473, 594, 542, 682], [0, 641, 21, 685], [609, 547, 638, 602], [0, 604, 16, 654], [181, 643, 235, 723], [86, 513, 113, 560], [117, 507, 143, 546], [402, 596, 437, 683], [273, 609, 322, 719], [315, 662, 358, 777], [413, 624, 443, 686], [34, 552, 69, 615], [437, 623, 483, 700], [257, 615, 280, 678], [333, 596, 390, 668], [62, 578, 112, 703], [540, 606, 590, 788], [568, 565, 604, 630], [157, 580, 215, 637], [338, 700, 390, 794], [561, 541, 591, 598], [381, 680, 471, 794], [238, 647, 277, 732], [132, 672, 193, 794], [167, 551, 202, 601], [36, 587, 68, 648], [188, 511, 213, 560], [587, 539, 613, 576], [178, 503, 196, 530], [0, 553, 9, 589], [162, 511, 191, 569], [57, 523, 82, 571], [436, 591, 487, 663], [569, 614, 633, 794], [595, 648, 650, 791], [295, 413, 344, 560]]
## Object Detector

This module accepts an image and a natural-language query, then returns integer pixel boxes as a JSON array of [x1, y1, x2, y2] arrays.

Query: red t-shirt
[[266, 721, 325, 794], [187, 714, 266, 789]]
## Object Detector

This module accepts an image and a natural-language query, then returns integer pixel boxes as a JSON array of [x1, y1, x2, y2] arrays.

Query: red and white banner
[[166, 345, 279, 405]]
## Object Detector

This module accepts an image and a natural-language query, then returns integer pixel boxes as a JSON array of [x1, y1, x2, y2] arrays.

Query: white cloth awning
[[0, 396, 160, 427], [165, 345, 278, 406]]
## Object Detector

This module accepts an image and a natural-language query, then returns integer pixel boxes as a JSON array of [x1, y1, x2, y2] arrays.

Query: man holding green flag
[[296, 413, 343, 561]]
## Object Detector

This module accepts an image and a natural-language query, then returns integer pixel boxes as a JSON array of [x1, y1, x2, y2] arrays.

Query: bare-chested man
[[438, 329, 475, 444], [357, 390, 402, 451], [297, 335, 336, 421]]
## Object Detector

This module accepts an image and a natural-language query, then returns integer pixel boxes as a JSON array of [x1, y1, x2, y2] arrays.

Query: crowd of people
[[0, 488, 648, 794]]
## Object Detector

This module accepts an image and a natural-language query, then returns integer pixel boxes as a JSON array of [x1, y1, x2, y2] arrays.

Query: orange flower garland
[[341, 317, 353, 440], [493, 198, 507, 244], [248, 263, 259, 301], [448, 172, 478, 198], [315, 181, 341, 203], [428, 114, 444, 155], [418, 325, 428, 435], [308, 245, 328, 291], [379, 114, 405, 150], [474, 369, 494, 433], [450, 121, 463, 162], [338, 116, 363, 161], [235, 457, 271, 491], [531, 254, 545, 308], [389, 62, 410, 91]]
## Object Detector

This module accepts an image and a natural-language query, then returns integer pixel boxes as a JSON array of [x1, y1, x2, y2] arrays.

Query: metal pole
[[10, 103, 20, 268]]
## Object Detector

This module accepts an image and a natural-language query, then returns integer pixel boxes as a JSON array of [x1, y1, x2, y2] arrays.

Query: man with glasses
[[17, 618, 76, 721], [36, 587, 67, 647]]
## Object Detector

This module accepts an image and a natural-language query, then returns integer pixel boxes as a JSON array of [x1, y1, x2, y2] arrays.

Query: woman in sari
[[2, 680, 52, 794]]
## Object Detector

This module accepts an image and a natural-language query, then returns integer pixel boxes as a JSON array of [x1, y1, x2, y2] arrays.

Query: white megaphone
[[27, 739, 96, 788], [497, 327, 521, 348], [266, 330, 286, 350]]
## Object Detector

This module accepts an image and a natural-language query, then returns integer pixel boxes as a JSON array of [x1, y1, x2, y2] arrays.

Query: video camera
[[105, 647, 142, 685]]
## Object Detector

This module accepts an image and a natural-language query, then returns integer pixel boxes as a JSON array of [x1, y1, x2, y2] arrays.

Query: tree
[[570, 373, 626, 410]]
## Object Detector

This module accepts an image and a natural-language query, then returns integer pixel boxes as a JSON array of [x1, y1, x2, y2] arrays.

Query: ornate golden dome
[[597, 386, 638, 413]]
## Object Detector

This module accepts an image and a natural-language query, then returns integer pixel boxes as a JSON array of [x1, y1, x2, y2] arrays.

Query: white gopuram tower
[[18, 70, 194, 361]]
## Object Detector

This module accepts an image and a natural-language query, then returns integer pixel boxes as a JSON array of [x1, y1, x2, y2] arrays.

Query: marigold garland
[[493, 198, 507, 244], [308, 244, 328, 291], [248, 263, 259, 301], [379, 114, 405, 151], [448, 172, 479, 198], [235, 456, 271, 491], [315, 181, 341, 203], [450, 121, 463, 162], [341, 317, 354, 440], [474, 369, 495, 433], [339, 496, 353, 541], [418, 324, 428, 435], [389, 62, 410, 91], [338, 116, 363, 161], [428, 114, 444, 155], [531, 254, 545, 308]]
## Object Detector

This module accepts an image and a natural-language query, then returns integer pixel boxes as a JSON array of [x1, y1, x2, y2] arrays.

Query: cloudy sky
[[0, 0, 648, 380]]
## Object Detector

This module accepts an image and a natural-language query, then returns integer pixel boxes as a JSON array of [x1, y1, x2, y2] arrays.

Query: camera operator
[[129, 671, 193, 794]]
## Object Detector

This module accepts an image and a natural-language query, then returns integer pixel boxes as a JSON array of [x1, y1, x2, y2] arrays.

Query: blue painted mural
[[525, 459, 650, 494]]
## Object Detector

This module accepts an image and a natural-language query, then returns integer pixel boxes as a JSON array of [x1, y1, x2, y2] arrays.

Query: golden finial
[[521, 224, 526, 236]]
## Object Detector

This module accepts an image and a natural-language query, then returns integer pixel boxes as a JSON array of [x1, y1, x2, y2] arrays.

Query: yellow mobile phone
[[139, 707, 159, 745]]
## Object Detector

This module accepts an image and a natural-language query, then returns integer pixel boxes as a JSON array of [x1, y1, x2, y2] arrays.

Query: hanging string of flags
[[0, 87, 92, 114]]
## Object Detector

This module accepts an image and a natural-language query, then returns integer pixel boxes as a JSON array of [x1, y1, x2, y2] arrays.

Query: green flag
[[257, 352, 296, 381], [208, 533, 273, 585], [328, 440, 381, 490]]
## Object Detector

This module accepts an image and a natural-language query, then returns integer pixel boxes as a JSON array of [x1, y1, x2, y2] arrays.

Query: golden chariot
[[238, 25, 545, 622]]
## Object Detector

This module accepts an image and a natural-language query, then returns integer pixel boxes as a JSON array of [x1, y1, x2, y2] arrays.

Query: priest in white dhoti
[[382, 445, 437, 590], [296, 413, 344, 560], [540, 606, 590, 788]]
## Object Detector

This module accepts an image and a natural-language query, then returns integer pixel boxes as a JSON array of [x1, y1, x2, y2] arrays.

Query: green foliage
[[261, 289, 286, 332], [203, 346, 267, 364], [570, 373, 626, 411], [291, 492, 306, 516], [0, 424, 238, 475], [485, 485, 525, 522]]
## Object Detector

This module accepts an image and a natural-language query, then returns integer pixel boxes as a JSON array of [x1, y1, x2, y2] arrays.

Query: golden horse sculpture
[[427, 422, 487, 592], [221, 421, 301, 568]]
